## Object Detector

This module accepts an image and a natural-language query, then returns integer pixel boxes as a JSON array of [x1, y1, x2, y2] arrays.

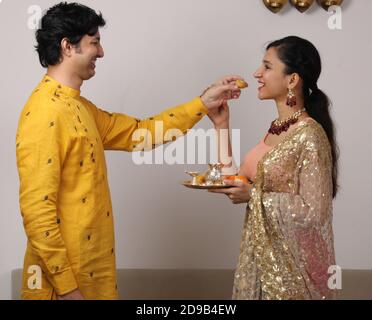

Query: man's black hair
[[35, 2, 106, 67]]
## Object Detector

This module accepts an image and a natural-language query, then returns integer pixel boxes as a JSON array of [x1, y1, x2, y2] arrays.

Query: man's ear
[[60, 38, 73, 60]]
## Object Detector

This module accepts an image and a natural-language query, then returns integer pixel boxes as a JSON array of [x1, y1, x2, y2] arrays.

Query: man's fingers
[[214, 75, 245, 89], [216, 85, 241, 101], [224, 75, 244, 82], [218, 83, 239, 92]]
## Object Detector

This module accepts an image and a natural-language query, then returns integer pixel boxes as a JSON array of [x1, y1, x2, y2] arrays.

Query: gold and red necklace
[[268, 108, 306, 135]]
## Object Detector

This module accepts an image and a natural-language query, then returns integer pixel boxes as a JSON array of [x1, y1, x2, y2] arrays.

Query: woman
[[208, 36, 339, 300]]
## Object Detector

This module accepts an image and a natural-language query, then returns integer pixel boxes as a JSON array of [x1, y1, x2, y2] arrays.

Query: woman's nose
[[253, 69, 261, 78]]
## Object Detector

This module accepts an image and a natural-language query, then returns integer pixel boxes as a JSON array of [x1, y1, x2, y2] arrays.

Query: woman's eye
[[264, 65, 270, 70]]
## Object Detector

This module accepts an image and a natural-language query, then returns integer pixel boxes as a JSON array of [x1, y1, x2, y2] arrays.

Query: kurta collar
[[41, 74, 81, 98]]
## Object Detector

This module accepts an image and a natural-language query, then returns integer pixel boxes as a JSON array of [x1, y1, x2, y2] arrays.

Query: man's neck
[[47, 66, 83, 91]]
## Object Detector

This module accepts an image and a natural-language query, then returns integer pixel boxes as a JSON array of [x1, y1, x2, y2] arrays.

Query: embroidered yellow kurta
[[232, 118, 337, 300], [16, 75, 208, 300]]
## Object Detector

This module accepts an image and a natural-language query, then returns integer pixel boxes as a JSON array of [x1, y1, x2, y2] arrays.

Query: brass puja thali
[[182, 181, 231, 190], [182, 163, 250, 190]]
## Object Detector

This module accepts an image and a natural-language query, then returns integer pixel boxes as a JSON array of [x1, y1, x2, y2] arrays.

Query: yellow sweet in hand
[[236, 79, 248, 89]]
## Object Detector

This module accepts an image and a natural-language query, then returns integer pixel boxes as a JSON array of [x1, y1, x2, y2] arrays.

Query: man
[[16, 2, 242, 300]]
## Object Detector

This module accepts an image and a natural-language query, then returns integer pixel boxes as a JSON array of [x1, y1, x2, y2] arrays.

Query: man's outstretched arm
[[83, 76, 243, 151]]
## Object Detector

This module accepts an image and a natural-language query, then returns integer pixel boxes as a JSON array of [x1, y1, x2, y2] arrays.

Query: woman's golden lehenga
[[232, 118, 337, 300]]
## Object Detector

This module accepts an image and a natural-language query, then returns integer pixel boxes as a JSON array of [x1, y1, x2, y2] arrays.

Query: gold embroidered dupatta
[[232, 118, 337, 300]]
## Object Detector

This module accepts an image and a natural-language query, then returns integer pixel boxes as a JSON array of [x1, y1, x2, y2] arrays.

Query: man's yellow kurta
[[16, 75, 209, 300]]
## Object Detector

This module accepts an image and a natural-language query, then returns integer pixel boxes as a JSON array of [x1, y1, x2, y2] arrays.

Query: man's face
[[71, 31, 104, 81]]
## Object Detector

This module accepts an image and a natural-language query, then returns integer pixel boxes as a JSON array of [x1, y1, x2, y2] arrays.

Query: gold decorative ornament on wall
[[290, 0, 315, 12], [317, 0, 344, 11], [263, 0, 289, 13]]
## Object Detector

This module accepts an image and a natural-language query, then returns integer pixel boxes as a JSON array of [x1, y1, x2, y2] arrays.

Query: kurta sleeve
[[16, 105, 78, 296], [82, 97, 209, 151]]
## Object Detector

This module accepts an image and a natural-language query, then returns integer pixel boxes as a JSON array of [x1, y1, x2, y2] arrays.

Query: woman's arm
[[208, 101, 254, 204], [212, 103, 239, 175]]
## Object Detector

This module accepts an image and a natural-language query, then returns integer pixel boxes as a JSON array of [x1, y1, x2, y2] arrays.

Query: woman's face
[[253, 47, 292, 101]]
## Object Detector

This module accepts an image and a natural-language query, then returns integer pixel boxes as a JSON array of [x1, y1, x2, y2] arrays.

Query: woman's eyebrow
[[263, 60, 273, 65]]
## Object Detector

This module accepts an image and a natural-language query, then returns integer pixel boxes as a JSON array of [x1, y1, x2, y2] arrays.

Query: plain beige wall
[[1, 0, 371, 299]]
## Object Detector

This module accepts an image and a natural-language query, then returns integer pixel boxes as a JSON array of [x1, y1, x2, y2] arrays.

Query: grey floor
[[11, 269, 372, 300]]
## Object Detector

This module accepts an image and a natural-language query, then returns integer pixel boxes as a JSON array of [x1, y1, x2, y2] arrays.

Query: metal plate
[[182, 181, 233, 190]]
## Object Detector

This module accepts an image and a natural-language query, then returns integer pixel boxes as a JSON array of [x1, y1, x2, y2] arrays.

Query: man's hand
[[208, 179, 253, 204], [200, 75, 244, 111], [211, 75, 245, 88], [58, 288, 84, 300]]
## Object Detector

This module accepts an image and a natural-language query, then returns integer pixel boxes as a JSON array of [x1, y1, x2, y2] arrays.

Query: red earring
[[286, 88, 296, 107]]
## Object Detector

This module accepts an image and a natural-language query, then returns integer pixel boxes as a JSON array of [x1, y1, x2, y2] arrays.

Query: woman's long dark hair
[[267, 36, 339, 198]]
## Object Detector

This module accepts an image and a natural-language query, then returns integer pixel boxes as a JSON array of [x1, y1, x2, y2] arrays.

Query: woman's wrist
[[214, 122, 230, 130]]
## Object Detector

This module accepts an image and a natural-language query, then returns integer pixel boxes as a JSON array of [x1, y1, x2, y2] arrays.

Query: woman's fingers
[[222, 180, 244, 188], [208, 186, 241, 194], [233, 91, 241, 99], [208, 188, 233, 194], [208, 187, 247, 205]]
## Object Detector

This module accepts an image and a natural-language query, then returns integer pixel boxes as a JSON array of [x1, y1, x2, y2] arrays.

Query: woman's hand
[[208, 100, 230, 128], [208, 179, 253, 204]]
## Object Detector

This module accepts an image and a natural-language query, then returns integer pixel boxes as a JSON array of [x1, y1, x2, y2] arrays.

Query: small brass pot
[[263, 0, 289, 13]]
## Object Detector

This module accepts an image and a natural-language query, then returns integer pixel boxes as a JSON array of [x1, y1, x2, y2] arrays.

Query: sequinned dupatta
[[232, 119, 337, 300]]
